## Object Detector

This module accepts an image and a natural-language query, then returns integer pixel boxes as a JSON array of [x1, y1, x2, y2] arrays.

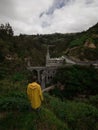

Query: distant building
[[27, 45, 76, 88], [46, 46, 65, 67]]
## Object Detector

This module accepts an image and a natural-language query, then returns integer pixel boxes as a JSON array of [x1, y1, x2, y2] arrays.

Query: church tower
[[46, 46, 50, 66]]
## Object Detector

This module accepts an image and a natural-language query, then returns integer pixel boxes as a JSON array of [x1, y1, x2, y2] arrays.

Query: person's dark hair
[[32, 76, 37, 82], [28, 75, 37, 83]]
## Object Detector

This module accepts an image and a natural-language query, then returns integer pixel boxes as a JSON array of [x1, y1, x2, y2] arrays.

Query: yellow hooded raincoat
[[27, 82, 43, 109]]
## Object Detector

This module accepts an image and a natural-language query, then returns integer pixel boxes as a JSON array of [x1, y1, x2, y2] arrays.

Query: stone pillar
[[27, 59, 31, 67], [37, 70, 40, 83], [41, 74, 45, 89], [46, 70, 49, 84]]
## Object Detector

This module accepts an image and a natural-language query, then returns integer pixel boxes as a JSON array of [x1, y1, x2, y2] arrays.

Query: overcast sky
[[0, 0, 98, 35]]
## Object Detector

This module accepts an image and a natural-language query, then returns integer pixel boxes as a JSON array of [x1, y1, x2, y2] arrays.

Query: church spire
[[46, 45, 50, 66], [46, 45, 50, 59]]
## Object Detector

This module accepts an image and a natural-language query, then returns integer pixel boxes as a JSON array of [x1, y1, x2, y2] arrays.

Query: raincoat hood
[[29, 82, 37, 90]]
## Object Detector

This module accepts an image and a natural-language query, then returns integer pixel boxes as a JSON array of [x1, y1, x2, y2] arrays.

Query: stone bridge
[[27, 66, 60, 89]]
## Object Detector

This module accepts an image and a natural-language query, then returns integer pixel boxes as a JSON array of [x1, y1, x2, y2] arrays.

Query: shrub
[[53, 65, 98, 98], [44, 94, 98, 130], [12, 72, 25, 82], [88, 95, 98, 108], [0, 92, 29, 111]]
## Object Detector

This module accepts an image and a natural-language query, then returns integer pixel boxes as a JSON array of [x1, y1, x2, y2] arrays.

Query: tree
[[0, 23, 14, 39], [5, 23, 14, 36]]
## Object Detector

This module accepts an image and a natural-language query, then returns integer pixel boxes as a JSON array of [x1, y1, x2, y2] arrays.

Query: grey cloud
[[0, 0, 98, 35], [40, 0, 70, 17], [39, 0, 71, 28], [85, 0, 93, 5], [0, 0, 16, 18], [39, 0, 98, 34]]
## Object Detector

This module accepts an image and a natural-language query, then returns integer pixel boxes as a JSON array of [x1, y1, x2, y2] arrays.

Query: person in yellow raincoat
[[27, 76, 43, 110]]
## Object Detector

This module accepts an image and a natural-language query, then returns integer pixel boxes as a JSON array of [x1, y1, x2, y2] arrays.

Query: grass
[[0, 107, 68, 130], [0, 80, 98, 130]]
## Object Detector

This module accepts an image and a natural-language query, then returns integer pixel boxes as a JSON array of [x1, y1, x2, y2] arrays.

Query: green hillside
[[0, 91, 98, 130], [1, 22, 98, 67], [0, 23, 98, 130]]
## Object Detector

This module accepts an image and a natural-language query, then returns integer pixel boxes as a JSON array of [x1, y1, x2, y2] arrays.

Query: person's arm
[[39, 85, 43, 101], [27, 84, 32, 101]]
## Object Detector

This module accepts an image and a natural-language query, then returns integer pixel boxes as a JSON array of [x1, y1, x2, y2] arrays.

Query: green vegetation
[[1, 23, 98, 65], [52, 65, 98, 98], [0, 91, 98, 130], [69, 33, 89, 47], [44, 94, 98, 130], [0, 22, 98, 129], [0, 65, 98, 130]]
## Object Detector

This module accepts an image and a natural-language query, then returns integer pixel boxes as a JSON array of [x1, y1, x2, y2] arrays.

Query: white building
[[46, 46, 65, 67]]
